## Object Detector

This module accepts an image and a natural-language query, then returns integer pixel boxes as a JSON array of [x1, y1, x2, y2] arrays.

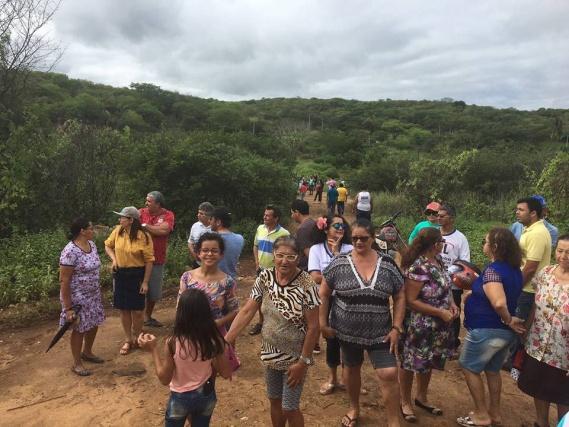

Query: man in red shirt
[[139, 191, 175, 327]]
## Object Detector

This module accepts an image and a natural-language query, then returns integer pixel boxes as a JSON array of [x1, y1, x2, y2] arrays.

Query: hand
[[137, 332, 157, 351], [140, 282, 148, 294], [327, 237, 341, 254], [383, 329, 400, 356], [286, 361, 307, 387], [450, 304, 460, 320], [439, 309, 454, 323], [65, 308, 76, 323], [321, 325, 336, 339], [111, 260, 118, 271], [508, 316, 527, 335]]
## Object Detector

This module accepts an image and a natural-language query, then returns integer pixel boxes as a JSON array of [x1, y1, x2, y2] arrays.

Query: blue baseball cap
[[531, 195, 547, 208]]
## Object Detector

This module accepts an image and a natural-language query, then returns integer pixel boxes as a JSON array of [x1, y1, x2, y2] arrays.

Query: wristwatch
[[391, 325, 404, 334], [299, 356, 314, 366]]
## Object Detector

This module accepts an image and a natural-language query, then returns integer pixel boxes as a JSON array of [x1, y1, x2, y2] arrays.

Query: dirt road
[[0, 195, 542, 426]]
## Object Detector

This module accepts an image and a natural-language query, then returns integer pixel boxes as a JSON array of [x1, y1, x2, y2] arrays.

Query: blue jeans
[[459, 328, 516, 373], [165, 385, 217, 427]]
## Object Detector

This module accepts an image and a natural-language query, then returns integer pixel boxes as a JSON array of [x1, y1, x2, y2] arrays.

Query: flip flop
[[415, 399, 443, 416], [400, 405, 417, 423], [81, 353, 104, 364], [71, 366, 91, 376], [319, 382, 336, 395], [456, 415, 491, 426], [143, 318, 163, 328], [341, 414, 358, 427]]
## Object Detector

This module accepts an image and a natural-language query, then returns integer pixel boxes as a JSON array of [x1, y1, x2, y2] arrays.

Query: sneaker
[[313, 344, 321, 354], [144, 318, 163, 328], [248, 322, 263, 335]]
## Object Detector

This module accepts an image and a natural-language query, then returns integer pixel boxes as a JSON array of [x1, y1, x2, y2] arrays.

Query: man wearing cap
[[188, 202, 214, 268], [290, 199, 316, 272], [408, 201, 441, 243], [210, 206, 244, 280], [510, 195, 558, 248], [437, 203, 470, 349], [139, 191, 175, 328]]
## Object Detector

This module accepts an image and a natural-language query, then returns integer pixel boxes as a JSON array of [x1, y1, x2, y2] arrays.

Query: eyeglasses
[[274, 253, 298, 261], [352, 236, 370, 242], [331, 223, 347, 230], [200, 248, 220, 255], [425, 210, 438, 216]]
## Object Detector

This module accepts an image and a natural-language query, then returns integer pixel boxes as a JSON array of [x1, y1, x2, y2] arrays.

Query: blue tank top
[[464, 260, 522, 330]]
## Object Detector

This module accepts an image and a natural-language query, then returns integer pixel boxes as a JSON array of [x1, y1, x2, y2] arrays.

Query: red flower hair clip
[[316, 216, 328, 230]]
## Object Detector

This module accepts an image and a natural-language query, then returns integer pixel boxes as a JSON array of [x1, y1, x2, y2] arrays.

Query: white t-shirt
[[308, 242, 353, 273], [440, 229, 470, 290], [188, 221, 210, 245], [356, 192, 372, 211]]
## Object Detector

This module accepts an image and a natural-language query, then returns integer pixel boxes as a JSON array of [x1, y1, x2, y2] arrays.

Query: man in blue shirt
[[510, 195, 558, 247], [210, 206, 244, 280]]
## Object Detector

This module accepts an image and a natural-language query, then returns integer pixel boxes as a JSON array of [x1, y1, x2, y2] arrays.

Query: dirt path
[[0, 195, 542, 426]]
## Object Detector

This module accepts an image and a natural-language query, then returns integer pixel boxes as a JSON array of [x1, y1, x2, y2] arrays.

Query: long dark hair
[[119, 218, 149, 243], [487, 227, 522, 268], [68, 217, 91, 240], [311, 214, 352, 245], [171, 288, 226, 361], [401, 227, 442, 270]]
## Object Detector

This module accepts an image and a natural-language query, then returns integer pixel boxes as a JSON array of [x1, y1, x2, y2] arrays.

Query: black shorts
[[113, 267, 145, 310], [339, 340, 396, 369]]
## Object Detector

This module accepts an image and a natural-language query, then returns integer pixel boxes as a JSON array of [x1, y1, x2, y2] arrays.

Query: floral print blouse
[[526, 264, 569, 371]]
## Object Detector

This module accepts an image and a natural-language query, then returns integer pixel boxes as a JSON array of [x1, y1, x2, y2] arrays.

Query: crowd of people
[[57, 189, 568, 427]]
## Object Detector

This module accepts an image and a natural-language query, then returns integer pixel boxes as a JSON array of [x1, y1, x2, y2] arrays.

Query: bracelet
[[391, 325, 403, 334]]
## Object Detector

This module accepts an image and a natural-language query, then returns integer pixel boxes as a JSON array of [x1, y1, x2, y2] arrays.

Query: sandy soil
[[0, 196, 545, 426]]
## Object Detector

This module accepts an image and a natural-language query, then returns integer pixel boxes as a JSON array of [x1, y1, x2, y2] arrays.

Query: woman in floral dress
[[399, 227, 459, 422], [59, 218, 105, 376], [519, 233, 569, 427], [179, 232, 238, 332]]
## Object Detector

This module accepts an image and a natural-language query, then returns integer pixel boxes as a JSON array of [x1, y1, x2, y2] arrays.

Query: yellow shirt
[[105, 225, 155, 268], [520, 220, 551, 293], [337, 187, 348, 202]]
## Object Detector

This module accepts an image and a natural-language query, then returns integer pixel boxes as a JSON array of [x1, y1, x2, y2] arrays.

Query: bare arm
[[522, 260, 540, 286], [318, 278, 335, 337], [301, 307, 320, 358], [310, 271, 323, 285], [392, 285, 405, 330], [483, 282, 526, 334], [405, 278, 452, 321], [213, 346, 233, 379], [144, 222, 171, 237], [253, 246, 260, 270], [105, 246, 118, 270], [225, 298, 260, 344], [138, 334, 175, 385], [59, 266, 76, 322], [188, 241, 198, 260]]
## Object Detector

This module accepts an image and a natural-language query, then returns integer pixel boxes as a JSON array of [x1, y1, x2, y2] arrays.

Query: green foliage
[[537, 152, 569, 221]]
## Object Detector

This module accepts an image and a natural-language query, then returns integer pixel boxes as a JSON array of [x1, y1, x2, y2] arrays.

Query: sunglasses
[[425, 210, 438, 216], [352, 236, 370, 242], [274, 253, 298, 262], [331, 223, 347, 230]]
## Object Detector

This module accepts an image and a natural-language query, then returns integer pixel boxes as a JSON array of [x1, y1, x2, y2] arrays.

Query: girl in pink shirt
[[138, 288, 232, 427]]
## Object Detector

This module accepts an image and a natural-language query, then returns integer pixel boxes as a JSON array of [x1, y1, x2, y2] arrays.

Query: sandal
[[319, 382, 336, 395], [414, 399, 443, 416], [71, 366, 91, 376], [119, 341, 132, 356], [400, 405, 417, 423], [81, 353, 104, 364], [341, 414, 358, 427], [456, 415, 491, 426]]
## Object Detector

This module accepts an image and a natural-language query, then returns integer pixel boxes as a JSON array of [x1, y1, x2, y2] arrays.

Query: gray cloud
[[51, 0, 569, 109]]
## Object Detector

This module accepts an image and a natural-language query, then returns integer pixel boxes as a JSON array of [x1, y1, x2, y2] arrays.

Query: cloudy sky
[[51, 0, 569, 110]]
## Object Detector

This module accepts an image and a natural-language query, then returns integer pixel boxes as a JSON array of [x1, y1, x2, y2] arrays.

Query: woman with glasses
[[457, 227, 525, 427], [308, 215, 353, 395], [179, 232, 238, 333], [399, 227, 459, 423], [226, 236, 320, 427], [319, 219, 405, 427]]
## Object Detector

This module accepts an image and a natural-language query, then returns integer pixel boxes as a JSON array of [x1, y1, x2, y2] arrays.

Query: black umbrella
[[45, 305, 82, 353]]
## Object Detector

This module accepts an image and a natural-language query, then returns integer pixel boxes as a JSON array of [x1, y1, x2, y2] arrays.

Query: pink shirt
[[170, 339, 213, 393]]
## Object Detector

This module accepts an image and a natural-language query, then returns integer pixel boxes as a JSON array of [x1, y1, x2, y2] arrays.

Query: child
[[138, 288, 232, 427]]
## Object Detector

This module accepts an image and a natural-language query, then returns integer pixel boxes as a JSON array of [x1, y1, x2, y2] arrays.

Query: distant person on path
[[437, 203, 470, 350], [137, 288, 232, 427], [314, 179, 324, 203], [511, 195, 558, 247], [518, 234, 569, 427], [210, 206, 244, 280], [458, 228, 524, 427], [139, 191, 175, 328], [319, 219, 405, 427], [327, 183, 339, 216], [226, 236, 320, 427], [59, 218, 105, 376], [290, 199, 316, 272], [407, 202, 441, 244], [399, 227, 458, 423], [354, 188, 372, 221], [105, 207, 154, 356], [188, 202, 214, 269], [337, 182, 348, 216], [308, 177, 315, 195], [298, 180, 308, 200], [250, 205, 290, 335]]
